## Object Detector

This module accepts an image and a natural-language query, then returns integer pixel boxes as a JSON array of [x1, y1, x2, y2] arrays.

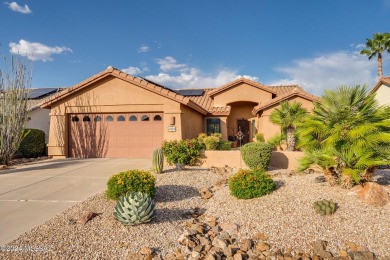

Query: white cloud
[[138, 45, 150, 53], [121, 66, 149, 75], [145, 56, 259, 88], [9, 39, 72, 61], [5, 1, 32, 14], [350, 43, 366, 49], [156, 56, 186, 72], [146, 67, 259, 89], [269, 51, 378, 96]]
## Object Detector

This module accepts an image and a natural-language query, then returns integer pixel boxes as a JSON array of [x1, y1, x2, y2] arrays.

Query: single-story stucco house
[[371, 76, 390, 106], [40, 66, 319, 159]]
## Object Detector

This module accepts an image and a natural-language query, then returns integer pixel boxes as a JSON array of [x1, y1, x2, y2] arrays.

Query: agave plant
[[113, 192, 156, 225]]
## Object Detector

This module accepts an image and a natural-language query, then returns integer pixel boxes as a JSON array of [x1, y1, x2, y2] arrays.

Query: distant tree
[[269, 101, 307, 151], [0, 55, 32, 165], [360, 32, 390, 78]]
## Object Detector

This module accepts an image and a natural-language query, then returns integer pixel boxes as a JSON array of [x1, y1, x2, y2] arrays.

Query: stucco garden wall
[[200, 150, 303, 170]]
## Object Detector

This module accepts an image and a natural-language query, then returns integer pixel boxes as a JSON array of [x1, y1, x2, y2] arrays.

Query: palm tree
[[296, 85, 390, 188], [360, 32, 390, 78], [269, 101, 307, 151]]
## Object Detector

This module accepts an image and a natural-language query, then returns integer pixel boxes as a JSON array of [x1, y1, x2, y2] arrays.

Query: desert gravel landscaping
[[0, 167, 389, 259]]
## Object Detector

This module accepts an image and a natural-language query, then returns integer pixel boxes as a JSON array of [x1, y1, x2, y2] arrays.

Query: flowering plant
[[161, 138, 202, 165]]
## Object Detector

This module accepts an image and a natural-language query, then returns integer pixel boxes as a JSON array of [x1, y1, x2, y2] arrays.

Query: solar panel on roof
[[27, 88, 59, 99], [175, 89, 204, 96]]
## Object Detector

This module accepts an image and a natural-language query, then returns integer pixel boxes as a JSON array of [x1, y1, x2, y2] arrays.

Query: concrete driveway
[[0, 158, 151, 245]]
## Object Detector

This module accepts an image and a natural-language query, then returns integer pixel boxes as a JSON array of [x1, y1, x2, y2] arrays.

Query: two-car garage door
[[69, 113, 163, 158]]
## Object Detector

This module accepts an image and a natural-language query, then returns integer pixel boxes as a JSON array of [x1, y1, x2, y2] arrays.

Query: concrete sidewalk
[[0, 158, 151, 245]]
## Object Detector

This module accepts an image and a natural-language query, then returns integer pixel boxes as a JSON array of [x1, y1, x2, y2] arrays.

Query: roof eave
[[40, 68, 208, 114], [252, 92, 320, 115]]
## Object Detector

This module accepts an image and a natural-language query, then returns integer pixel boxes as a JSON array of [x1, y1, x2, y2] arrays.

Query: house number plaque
[[168, 126, 176, 132]]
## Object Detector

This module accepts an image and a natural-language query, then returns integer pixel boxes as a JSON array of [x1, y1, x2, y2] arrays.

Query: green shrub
[[198, 133, 231, 151], [229, 169, 276, 199], [266, 134, 284, 149], [106, 170, 156, 200], [161, 139, 203, 165], [197, 133, 207, 149], [18, 128, 45, 157], [256, 133, 265, 142], [240, 142, 273, 170], [204, 136, 220, 150], [217, 140, 232, 150]]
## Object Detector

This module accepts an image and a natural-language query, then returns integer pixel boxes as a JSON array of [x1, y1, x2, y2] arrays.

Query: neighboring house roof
[[208, 77, 278, 96], [252, 89, 320, 115], [27, 88, 64, 111], [40, 67, 208, 115], [371, 76, 390, 93]]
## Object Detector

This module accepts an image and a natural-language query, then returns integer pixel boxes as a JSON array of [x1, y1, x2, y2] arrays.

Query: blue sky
[[1, 1, 390, 95]]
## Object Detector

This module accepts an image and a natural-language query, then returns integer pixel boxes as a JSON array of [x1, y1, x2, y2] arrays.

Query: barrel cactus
[[313, 199, 337, 216], [152, 148, 164, 173], [114, 192, 156, 225]]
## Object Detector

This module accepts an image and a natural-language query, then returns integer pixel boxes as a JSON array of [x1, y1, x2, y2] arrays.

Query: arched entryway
[[226, 101, 258, 146]]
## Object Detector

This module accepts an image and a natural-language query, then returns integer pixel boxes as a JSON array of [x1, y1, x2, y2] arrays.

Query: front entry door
[[237, 120, 250, 146]]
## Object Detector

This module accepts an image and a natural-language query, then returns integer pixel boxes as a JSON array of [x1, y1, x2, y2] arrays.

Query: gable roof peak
[[209, 77, 277, 96]]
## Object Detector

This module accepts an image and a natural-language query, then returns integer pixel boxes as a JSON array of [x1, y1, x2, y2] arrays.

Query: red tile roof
[[208, 77, 278, 96], [180, 84, 316, 116], [252, 89, 320, 115], [40, 67, 318, 116], [40, 67, 208, 115], [269, 85, 303, 95]]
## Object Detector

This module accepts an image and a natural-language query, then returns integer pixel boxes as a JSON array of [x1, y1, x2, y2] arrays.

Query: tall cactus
[[152, 148, 164, 173]]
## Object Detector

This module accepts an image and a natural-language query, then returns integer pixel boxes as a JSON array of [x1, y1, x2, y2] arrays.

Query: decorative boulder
[[357, 182, 389, 207]]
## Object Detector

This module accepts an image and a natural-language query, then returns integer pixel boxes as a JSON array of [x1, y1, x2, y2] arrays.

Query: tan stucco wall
[[374, 84, 390, 106], [26, 108, 50, 143], [47, 76, 184, 157], [200, 150, 249, 168], [200, 150, 303, 170], [258, 97, 315, 141], [213, 83, 273, 106], [180, 104, 204, 140], [269, 151, 303, 170]]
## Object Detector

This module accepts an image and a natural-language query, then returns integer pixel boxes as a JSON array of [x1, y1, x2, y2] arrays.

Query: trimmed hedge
[[217, 140, 232, 150], [106, 170, 156, 200], [229, 168, 276, 199], [18, 128, 45, 157], [240, 142, 273, 170]]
